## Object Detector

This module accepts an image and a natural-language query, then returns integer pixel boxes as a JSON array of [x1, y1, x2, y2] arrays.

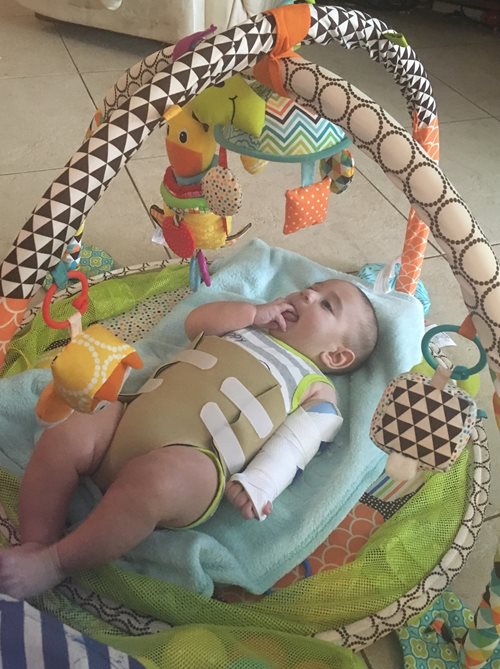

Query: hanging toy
[[370, 324, 487, 480], [150, 97, 250, 290], [319, 149, 355, 195], [36, 271, 142, 426]]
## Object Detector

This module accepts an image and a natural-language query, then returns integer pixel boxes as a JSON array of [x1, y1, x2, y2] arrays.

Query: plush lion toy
[[36, 325, 142, 427]]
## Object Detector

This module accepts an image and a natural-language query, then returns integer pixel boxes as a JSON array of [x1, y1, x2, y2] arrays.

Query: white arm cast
[[230, 404, 343, 520]]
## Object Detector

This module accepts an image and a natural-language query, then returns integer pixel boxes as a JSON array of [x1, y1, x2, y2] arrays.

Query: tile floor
[[0, 1, 499, 666]]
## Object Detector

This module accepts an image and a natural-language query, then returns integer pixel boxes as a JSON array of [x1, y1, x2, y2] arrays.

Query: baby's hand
[[253, 298, 297, 332], [224, 481, 272, 520]]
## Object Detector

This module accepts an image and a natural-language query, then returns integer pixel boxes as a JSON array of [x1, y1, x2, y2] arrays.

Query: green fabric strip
[[2, 264, 189, 377]]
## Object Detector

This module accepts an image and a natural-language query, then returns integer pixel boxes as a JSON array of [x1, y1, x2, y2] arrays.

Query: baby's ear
[[320, 346, 355, 371]]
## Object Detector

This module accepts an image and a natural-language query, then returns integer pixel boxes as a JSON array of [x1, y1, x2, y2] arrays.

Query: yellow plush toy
[[36, 272, 143, 426]]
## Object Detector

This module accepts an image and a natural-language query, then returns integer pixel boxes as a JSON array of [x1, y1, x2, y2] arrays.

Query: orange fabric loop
[[458, 314, 477, 340], [253, 4, 311, 97]]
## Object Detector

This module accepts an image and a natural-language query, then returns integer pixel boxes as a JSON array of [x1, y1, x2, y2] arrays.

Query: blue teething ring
[[189, 256, 201, 291], [421, 324, 487, 381]]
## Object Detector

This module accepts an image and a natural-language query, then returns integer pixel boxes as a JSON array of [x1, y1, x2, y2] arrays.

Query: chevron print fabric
[[263, 95, 345, 155], [217, 93, 346, 159]]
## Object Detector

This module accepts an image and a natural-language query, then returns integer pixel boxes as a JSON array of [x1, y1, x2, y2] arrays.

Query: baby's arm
[[226, 394, 343, 520], [185, 298, 296, 341]]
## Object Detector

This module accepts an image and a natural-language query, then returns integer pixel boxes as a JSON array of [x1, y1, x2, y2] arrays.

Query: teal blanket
[[0, 240, 424, 596]]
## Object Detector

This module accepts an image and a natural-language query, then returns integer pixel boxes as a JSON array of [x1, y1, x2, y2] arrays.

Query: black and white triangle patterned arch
[[309, 5, 437, 126], [0, 14, 275, 300]]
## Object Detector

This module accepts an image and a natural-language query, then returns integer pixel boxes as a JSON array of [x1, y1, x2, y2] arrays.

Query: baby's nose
[[301, 288, 315, 303]]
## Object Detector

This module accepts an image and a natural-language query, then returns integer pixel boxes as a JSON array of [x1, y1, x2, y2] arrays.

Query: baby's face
[[275, 279, 365, 369]]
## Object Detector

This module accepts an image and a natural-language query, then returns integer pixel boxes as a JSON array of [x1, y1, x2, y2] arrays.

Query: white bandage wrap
[[230, 404, 343, 520]]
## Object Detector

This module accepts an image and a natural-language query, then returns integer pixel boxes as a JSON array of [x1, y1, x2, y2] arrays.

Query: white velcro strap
[[170, 348, 217, 369], [68, 312, 83, 339], [200, 402, 246, 474], [220, 377, 273, 439], [136, 378, 164, 394]]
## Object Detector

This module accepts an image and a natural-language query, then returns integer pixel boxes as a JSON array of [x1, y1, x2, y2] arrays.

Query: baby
[[0, 278, 378, 599]]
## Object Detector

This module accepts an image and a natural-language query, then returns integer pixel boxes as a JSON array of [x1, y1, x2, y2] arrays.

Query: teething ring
[[421, 324, 487, 381], [42, 270, 89, 330]]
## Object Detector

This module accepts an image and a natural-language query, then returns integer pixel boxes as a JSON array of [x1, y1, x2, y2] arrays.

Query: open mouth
[[283, 306, 299, 324]]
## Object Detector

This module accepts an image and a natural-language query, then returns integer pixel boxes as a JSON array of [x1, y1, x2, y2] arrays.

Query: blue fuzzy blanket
[[0, 240, 424, 596]]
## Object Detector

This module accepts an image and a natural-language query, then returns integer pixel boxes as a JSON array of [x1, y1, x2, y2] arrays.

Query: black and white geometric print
[[371, 373, 476, 471], [307, 4, 437, 126], [0, 14, 275, 301]]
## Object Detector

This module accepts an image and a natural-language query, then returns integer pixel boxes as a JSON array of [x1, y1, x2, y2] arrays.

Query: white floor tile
[[128, 154, 414, 273], [302, 42, 488, 127], [0, 169, 64, 244], [439, 118, 500, 244], [0, 15, 75, 78], [353, 150, 450, 257], [0, 165, 167, 268], [372, 7, 498, 48], [76, 168, 168, 268], [362, 632, 404, 669], [418, 42, 500, 117], [0, 74, 95, 174]]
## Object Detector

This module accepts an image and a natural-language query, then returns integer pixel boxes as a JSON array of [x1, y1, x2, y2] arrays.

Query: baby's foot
[[0, 543, 64, 599]]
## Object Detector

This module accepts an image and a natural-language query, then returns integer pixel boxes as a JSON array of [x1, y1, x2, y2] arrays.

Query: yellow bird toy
[[150, 74, 266, 289]]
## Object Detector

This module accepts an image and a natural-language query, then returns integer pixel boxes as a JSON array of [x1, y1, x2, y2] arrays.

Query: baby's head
[[275, 279, 379, 374]]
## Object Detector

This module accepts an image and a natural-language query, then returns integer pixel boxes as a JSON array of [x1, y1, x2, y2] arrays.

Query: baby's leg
[[0, 445, 218, 599], [20, 401, 124, 546], [0, 403, 123, 600]]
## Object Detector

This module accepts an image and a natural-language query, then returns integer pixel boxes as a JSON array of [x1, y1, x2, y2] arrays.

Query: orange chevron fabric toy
[[36, 271, 142, 426]]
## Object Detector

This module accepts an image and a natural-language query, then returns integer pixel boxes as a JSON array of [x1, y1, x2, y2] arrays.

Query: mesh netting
[[0, 447, 471, 668], [1, 262, 190, 378], [0, 265, 484, 668]]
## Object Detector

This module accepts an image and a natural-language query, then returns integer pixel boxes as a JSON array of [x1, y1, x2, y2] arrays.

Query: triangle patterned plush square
[[370, 372, 477, 472]]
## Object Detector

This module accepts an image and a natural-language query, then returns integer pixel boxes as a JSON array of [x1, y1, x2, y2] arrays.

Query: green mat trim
[[1, 264, 189, 378]]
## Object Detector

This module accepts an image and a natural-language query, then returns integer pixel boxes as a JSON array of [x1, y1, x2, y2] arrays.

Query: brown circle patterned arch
[[280, 55, 500, 371]]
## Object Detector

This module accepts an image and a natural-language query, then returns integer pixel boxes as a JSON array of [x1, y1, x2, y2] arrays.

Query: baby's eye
[[321, 299, 334, 313]]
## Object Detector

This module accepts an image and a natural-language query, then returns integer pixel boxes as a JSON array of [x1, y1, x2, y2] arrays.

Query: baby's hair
[[339, 285, 379, 374]]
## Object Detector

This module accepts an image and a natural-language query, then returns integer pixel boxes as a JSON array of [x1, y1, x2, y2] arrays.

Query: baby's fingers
[[262, 501, 272, 517], [273, 312, 288, 332], [241, 501, 257, 520]]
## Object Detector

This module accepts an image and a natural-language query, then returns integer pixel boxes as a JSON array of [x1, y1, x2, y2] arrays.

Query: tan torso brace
[[93, 335, 287, 490]]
